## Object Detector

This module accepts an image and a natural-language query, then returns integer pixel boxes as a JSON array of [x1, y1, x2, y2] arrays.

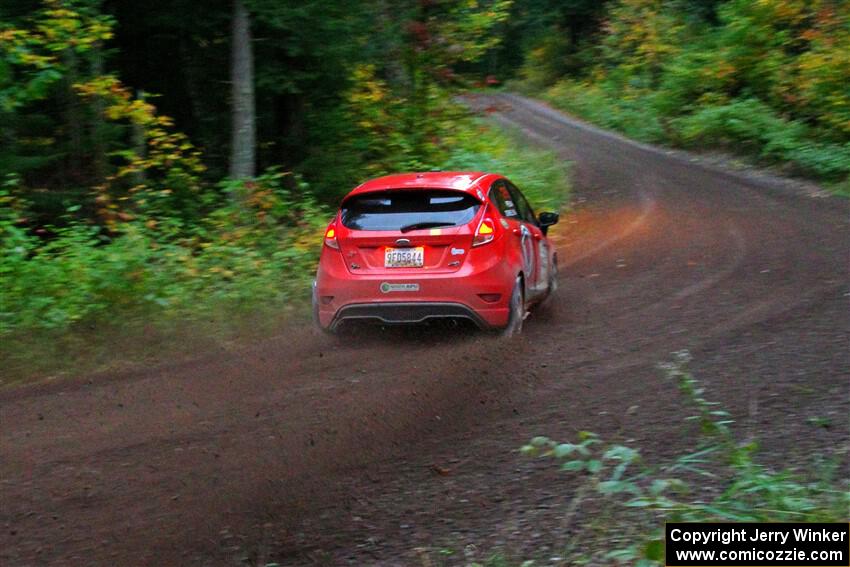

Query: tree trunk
[[180, 34, 203, 139], [90, 42, 107, 183], [379, 0, 409, 91], [63, 48, 84, 183], [229, 0, 256, 179], [131, 90, 147, 187]]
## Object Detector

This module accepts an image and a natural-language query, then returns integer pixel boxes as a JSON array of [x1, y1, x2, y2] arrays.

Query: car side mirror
[[538, 211, 559, 234]]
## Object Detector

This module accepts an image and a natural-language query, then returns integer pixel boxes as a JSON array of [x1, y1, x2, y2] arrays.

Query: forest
[[1, 0, 847, 370], [512, 0, 850, 186]]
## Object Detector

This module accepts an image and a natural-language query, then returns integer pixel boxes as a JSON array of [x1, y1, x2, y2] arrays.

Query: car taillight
[[473, 217, 496, 247], [324, 224, 339, 249]]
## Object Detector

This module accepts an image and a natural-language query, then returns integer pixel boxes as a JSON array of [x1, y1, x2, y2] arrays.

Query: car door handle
[[533, 233, 542, 241], [512, 228, 521, 235]]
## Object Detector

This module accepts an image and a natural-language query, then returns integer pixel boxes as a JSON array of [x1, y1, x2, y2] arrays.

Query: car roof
[[346, 171, 501, 200]]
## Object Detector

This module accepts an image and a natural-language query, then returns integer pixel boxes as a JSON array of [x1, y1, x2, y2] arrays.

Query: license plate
[[384, 246, 424, 268]]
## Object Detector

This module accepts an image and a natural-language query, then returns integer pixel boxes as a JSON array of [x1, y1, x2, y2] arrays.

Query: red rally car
[[312, 172, 560, 336]]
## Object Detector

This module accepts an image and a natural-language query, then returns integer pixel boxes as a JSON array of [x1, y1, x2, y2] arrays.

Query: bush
[[543, 80, 850, 183], [671, 98, 797, 154], [0, 170, 327, 336], [671, 99, 850, 180], [544, 80, 667, 143]]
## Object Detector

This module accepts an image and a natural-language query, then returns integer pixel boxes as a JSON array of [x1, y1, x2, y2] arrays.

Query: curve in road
[[1, 93, 847, 566]]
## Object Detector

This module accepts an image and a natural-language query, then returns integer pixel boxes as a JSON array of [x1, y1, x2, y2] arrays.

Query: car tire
[[501, 276, 524, 338]]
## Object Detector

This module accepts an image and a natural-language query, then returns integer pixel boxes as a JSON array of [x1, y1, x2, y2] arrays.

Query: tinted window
[[506, 182, 537, 224], [341, 190, 481, 231], [490, 180, 520, 219]]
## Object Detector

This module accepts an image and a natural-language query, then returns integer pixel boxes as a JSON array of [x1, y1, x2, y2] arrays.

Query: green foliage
[[518, 0, 850, 188], [0, 1, 113, 112], [421, 0, 514, 68], [0, 111, 570, 339], [671, 98, 850, 178], [74, 74, 207, 223], [1, 170, 327, 335], [442, 120, 570, 212], [300, 63, 460, 201], [600, 0, 685, 86], [0, 1, 115, 189], [522, 352, 849, 565], [544, 80, 667, 143], [516, 33, 574, 91], [1, 0, 570, 374], [302, 55, 571, 210]]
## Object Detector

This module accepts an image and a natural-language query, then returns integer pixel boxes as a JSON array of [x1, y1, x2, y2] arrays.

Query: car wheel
[[501, 276, 524, 338]]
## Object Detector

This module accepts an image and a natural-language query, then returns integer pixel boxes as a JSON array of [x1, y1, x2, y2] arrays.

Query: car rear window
[[341, 190, 481, 231]]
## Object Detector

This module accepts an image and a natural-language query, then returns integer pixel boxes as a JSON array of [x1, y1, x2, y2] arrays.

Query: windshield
[[341, 190, 481, 231]]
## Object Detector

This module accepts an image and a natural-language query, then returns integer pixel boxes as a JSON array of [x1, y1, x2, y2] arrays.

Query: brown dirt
[[1, 93, 848, 566]]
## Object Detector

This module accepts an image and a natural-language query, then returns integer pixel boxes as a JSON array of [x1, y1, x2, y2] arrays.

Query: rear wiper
[[398, 221, 455, 234]]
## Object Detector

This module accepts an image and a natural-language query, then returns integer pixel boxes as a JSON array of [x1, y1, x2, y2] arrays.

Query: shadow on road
[[330, 318, 486, 347]]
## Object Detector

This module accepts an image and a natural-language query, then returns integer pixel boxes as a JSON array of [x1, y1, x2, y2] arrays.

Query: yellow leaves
[[0, 29, 21, 43], [604, 0, 683, 73], [18, 51, 51, 67], [14, 5, 114, 58], [73, 74, 205, 210], [795, 36, 850, 135], [755, 0, 806, 24], [208, 266, 235, 278]]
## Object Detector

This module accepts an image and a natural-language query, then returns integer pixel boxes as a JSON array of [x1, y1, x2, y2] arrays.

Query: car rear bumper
[[328, 301, 493, 330], [313, 248, 514, 330]]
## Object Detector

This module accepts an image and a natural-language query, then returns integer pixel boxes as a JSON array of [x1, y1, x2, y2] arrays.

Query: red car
[[312, 172, 559, 336]]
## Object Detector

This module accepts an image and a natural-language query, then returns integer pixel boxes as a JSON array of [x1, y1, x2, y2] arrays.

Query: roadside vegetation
[[0, 120, 568, 381], [499, 0, 850, 195], [416, 353, 848, 567], [514, 352, 848, 566], [0, 1, 569, 382]]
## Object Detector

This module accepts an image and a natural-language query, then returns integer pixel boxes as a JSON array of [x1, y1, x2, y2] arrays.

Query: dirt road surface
[[2, 93, 848, 566]]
